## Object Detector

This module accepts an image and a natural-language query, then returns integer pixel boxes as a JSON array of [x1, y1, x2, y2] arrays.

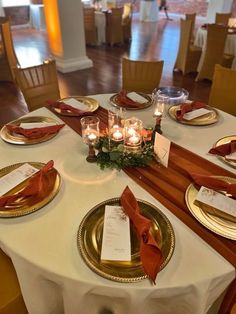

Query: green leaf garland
[[95, 135, 155, 170]]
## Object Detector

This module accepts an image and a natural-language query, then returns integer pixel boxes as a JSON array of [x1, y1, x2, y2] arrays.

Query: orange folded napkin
[[208, 140, 236, 157], [0, 160, 55, 208], [120, 186, 162, 284], [116, 90, 143, 108], [6, 124, 65, 139], [47, 100, 91, 116], [190, 173, 236, 198], [176, 101, 206, 121]]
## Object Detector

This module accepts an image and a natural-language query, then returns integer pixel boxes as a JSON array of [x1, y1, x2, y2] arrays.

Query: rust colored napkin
[[47, 100, 91, 116], [208, 140, 236, 157], [176, 101, 206, 121], [120, 186, 162, 284], [6, 124, 65, 139], [190, 173, 236, 198], [116, 90, 143, 108], [0, 160, 55, 208]]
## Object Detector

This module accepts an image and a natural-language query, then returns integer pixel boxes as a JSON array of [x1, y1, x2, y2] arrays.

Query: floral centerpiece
[[95, 129, 155, 170]]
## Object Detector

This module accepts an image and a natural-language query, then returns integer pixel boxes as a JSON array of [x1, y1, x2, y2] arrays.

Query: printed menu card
[[101, 205, 131, 261], [0, 163, 39, 196]]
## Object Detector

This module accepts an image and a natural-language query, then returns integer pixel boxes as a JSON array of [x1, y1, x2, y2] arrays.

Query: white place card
[[183, 108, 213, 120], [20, 122, 56, 129], [0, 163, 39, 197], [63, 98, 85, 110], [154, 132, 171, 167], [127, 92, 147, 104], [195, 186, 236, 222], [101, 205, 131, 261], [225, 151, 236, 161]]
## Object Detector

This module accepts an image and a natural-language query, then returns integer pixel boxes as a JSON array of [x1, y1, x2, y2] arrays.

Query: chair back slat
[[208, 64, 236, 116], [215, 12, 231, 25], [83, 8, 97, 44], [0, 17, 20, 81], [122, 58, 164, 93], [14, 60, 61, 112], [196, 23, 228, 81]]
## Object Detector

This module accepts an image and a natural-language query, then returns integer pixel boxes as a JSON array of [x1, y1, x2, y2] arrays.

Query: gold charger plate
[[168, 105, 218, 125], [0, 162, 61, 218], [53, 96, 99, 116], [213, 135, 236, 169], [0, 116, 61, 145], [110, 93, 152, 110], [185, 176, 236, 240], [77, 198, 175, 283]]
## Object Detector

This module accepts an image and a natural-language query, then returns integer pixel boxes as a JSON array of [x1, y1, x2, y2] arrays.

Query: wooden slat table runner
[[48, 106, 236, 312]]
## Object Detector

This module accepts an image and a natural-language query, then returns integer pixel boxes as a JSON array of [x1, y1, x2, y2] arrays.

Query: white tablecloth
[[0, 94, 235, 314], [95, 11, 106, 45], [139, 1, 159, 22], [194, 27, 236, 70]]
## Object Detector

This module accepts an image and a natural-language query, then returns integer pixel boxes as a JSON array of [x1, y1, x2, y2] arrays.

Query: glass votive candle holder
[[152, 93, 169, 118], [81, 116, 100, 145], [81, 116, 100, 162], [108, 107, 125, 143], [152, 92, 170, 135], [124, 117, 143, 151]]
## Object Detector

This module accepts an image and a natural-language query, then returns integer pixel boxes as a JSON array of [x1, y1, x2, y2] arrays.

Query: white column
[[44, 0, 92, 73], [0, 0, 5, 17], [206, 0, 233, 23]]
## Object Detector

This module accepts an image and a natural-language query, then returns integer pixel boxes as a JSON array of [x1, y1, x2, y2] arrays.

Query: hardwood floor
[[12, 12, 211, 103]]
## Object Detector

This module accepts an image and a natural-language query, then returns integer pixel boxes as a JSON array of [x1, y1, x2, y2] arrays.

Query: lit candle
[[112, 129, 123, 141], [129, 134, 140, 145], [88, 133, 97, 141], [127, 128, 136, 136], [83, 129, 98, 145], [154, 108, 163, 117]]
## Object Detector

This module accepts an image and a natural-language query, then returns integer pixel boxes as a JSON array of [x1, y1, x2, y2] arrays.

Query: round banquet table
[[0, 94, 235, 314], [194, 27, 236, 70]]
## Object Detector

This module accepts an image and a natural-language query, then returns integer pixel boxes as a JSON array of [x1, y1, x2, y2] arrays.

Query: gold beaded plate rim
[[77, 197, 175, 283], [168, 104, 219, 125], [213, 135, 236, 169], [52, 96, 99, 116], [0, 162, 61, 218], [0, 116, 61, 145], [185, 176, 236, 240], [110, 93, 152, 110]]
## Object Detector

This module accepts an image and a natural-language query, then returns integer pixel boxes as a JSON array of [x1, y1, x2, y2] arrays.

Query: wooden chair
[[122, 58, 164, 93], [215, 12, 231, 25], [14, 59, 61, 112], [122, 3, 132, 42], [174, 19, 202, 75], [196, 24, 234, 81], [0, 17, 20, 82], [83, 8, 97, 45], [0, 248, 28, 314], [185, 13, 196, 43], [106, 8, 123, 46], [208, 64, 236, 116]]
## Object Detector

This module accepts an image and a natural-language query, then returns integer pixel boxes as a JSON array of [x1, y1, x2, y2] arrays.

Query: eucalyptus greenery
[[95, 135, 155, 170]]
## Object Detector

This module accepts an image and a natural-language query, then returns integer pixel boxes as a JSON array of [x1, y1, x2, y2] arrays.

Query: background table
[[95, 11, 106, 45], [0, 94, 235, 314], [194, 27, 236, 70], [139, 1, 159, 22]]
